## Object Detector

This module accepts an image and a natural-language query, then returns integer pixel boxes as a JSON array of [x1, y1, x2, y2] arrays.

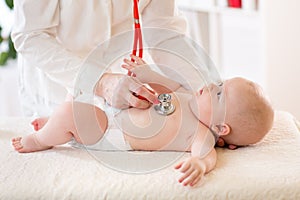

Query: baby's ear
[[211, 124, 231, 136]]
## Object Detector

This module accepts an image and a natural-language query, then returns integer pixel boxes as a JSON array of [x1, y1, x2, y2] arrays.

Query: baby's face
[[193, 82, 225, 126], [192, 78, 250, 127]]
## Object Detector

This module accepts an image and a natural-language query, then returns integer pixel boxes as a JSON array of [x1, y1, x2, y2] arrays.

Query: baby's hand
[[122, 54, 152, 80], [174, 157, 206, 187]]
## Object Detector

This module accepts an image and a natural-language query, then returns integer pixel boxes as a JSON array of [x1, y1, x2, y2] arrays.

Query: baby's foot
[[31, 117, 49, 131], [12, 134, 52, 153]]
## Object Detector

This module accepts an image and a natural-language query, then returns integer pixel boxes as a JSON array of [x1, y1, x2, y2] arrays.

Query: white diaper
[[70, 95, 133, 151]]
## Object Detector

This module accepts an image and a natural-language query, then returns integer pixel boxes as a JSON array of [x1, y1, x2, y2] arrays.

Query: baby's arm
[[174, 149, 216, 187], [122, 54, 181, 94], [174, 125, 217, 187]]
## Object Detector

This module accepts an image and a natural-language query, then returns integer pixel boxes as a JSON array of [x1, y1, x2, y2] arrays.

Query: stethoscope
[[130, 0, 175, 116], [131, 0, 143, 66]]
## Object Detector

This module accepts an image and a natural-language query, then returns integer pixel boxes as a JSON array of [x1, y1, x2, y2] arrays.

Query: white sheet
[[1, 111, 300, 199]]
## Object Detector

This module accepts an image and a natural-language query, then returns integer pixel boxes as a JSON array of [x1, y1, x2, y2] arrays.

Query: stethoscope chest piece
[[154, 94, 176, 116]]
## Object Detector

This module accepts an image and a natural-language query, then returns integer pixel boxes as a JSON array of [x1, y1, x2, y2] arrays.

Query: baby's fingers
[[178, 168, 193, 183], [121, 65, 136, 77], [121, 64, 134, 71], [123, 58, 138, 67], [190, 173, 203, 187], [174, 161, 184, 170], [130, 54, 145, 65], [179, 161, 191, 173], [182, 170, 200, 186]]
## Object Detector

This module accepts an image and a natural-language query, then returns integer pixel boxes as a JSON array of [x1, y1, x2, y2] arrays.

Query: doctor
[[12, 0, 193, 116]]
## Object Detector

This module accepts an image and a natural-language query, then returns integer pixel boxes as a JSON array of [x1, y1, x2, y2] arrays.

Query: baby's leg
[[30, 94, 75, 131], [12, 102, 108, 153]]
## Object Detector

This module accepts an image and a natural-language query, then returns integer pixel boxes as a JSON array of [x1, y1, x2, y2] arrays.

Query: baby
[[12, 55, 274, 187]]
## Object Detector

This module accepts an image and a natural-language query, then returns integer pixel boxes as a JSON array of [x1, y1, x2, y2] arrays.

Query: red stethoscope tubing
[[129, 0, 154, 101], [133, 0, 143, 59], [128, 0, 143, 76]]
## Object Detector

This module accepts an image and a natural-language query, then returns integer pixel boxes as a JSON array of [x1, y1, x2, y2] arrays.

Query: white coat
[[12, 0, 186, 115], [12, 0, 216, 116]]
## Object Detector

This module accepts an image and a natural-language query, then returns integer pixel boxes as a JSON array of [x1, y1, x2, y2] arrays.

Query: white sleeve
[[142, 0, 221, 91], [142, 0, 187, 35], [11, 0, 83, 91]]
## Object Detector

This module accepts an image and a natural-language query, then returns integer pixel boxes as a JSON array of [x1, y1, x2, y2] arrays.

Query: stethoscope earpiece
[[154, 94, 176, 116]]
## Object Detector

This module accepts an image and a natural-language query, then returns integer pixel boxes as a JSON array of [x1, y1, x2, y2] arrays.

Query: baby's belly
[[123, 110, 186, 151], [115, 93, 197, 151]]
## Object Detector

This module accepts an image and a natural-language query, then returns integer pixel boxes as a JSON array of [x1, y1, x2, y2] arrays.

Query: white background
[[0, 0, 300, 120]]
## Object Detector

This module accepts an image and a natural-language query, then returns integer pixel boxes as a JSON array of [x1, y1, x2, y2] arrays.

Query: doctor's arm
[[12, 0, 156, 109], [12, 0, 83, 92]]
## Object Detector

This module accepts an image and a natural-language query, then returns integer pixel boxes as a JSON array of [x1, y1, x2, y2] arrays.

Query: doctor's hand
[[95, 73, 158, 109]]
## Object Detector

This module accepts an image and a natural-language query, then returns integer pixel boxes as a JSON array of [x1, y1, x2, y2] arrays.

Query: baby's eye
[[217, 91, 222, 100]]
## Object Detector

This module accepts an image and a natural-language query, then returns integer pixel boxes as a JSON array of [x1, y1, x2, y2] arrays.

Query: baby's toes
[[12, 137, 23, 150], [12, 137, 21, 142]]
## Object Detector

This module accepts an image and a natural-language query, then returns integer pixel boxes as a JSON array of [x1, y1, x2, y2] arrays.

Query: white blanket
[[1, 111, 300, 199]]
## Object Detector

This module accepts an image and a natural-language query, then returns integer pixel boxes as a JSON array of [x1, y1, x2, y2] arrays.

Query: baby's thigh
[[71, 101, 108, 145]]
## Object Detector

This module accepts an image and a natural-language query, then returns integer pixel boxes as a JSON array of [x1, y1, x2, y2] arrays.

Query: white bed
[[1, 111, 300, 199]]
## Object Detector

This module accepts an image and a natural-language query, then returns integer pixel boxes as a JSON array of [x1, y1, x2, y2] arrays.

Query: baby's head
[[220, 77, 274, 147], [193, 77, 274, 147]]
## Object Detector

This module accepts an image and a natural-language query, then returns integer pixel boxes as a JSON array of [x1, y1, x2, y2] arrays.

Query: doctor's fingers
[[115, 86, 150, 109], [109, 94, 131, 109], [127, 94, 151, 109], [109, 91, 145, 109], [126, 78, 158, 104], [114, 77, 151, 108]]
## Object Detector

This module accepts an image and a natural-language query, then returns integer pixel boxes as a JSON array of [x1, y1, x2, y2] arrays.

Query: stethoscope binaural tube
[[129, 0, 143, 77], [129, 0, 149, 101]]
